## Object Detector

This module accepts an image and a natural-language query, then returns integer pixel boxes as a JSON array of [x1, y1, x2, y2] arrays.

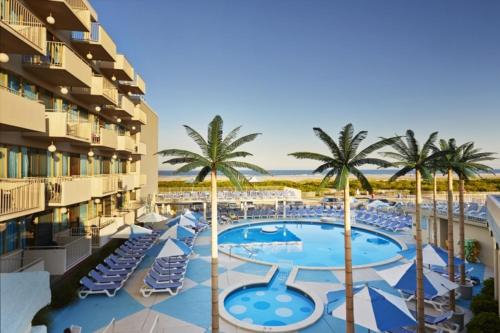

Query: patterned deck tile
[[296, 269, 339, 283], [231, 261, 270, 276]]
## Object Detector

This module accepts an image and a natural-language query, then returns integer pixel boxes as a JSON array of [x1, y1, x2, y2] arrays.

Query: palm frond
[[224, 151, 253, 159], [420, 132, 438, 159], [161, 157, 197, 165], [208, 115, 224, 160], [224, 161, 270, 175], [224, 133, 261, 153], [288, 152, 333, 162], [312, 127, 343, 159], [332, 165, 350, 190], [353, 136, 399, 162], [348, 130, 368, 159], [339, 124, 354, 158], [351, 167, 373, 193], [183, 125, 209, 156], [173, 161, 207, 174], [195, 166, 211, 183], [217, 164, 250, 190], [351, 158, 393, 168], [156, 149, 211, 163], [389, 166, 413, 182]]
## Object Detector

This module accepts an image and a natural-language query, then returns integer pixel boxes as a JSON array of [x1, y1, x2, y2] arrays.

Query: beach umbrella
[[157, 237, 192, 258], [112, 224, 152, 239], [331, 286, 416, 332], [137, 212, 167, 223], [422, 244, 464, 267], [377, 261, 459, 299], [159, 224, 195, 241], [183, 210, 204, 222], [179, 214, 197, 227]]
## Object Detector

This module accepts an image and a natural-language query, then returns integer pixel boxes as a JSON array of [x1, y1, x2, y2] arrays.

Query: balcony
[[133, 174, 147, 188], [0, 0, 46, 55], [23, 41, 92, 88], [98, 54, 134, 81], [23, 235, 91, 275], [91, 127, 118, 150], [0, 178, 45, 222], [47, 176, 92, 207], [71, 22, 116, 61], [134, 141, 147, 155], [106, 94, 135, 118], [131, 105, 147, 125], [117, 135, 135, 153], [118, 174, 135, 191], [44, 111, 91, 143], [119, 73, 146, 95], [0, 250, 45, 273], [83, 216, 124, 248], [71, 74, 118, 106], [0, 85, 45, 132], [24, 0, 92, 32], [90, 174, 118, 197]]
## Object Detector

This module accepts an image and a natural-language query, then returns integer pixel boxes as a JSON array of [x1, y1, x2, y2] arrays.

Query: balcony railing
[[102, 75, 118, 103], [45, 176, 90, 205], [71, 21, 99, 42], [0, 0, 46, 51], [67, 121, 91, 140], [0, 178, 44, 219], [23, 41, 66, 66], [65, 0, 89, 11]]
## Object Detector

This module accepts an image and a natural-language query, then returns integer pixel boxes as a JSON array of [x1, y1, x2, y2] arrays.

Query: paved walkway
[[49, 222, 490, 333]]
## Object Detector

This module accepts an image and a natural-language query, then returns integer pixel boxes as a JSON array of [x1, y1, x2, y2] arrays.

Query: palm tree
[[428, 152, 446, 246], [383, 130, 439, 333], [157, 115, 268, 332], [434, 138, 465, 311], [451, 142, 496, 285], [289, 124, 396, 333]]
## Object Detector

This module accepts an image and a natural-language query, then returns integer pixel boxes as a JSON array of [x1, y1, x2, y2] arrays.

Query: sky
[[91, 0, 500, 169]]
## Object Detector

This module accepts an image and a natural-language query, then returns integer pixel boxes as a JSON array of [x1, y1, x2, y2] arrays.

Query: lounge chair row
[[355, 210, 412, 232], [78, 234, 158, 298]]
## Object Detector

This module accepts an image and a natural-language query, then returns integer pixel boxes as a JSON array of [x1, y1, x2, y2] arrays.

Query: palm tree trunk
[[433, 172, 438, 246], [459, 177, 466, 285], [415, 170, 425, 333], [210, 170, 219, 332], [447, 168, 456, 310], [344, 179, 354, 333]]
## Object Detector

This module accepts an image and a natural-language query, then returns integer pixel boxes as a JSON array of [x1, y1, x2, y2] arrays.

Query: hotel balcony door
[[68, 205, 80, 229], [103, 198, 112, 216], [69, 155, 80, 176]]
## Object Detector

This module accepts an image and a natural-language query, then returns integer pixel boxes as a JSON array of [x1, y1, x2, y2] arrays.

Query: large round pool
[[218, 221, 402, 267]]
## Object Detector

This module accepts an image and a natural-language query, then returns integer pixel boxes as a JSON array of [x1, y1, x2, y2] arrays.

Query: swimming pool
[[224, 268, 315, 327], [218, 221, 403, 267]]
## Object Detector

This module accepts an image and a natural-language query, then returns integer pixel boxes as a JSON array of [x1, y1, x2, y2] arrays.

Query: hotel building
[[0, 0, 158, 275]]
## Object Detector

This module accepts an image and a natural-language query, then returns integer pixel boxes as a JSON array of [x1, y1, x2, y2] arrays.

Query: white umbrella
[[422, 244, 464, 267], [159, 224, 195, 241], [112, 224, 152, 239], [183, 210, 202, 222], [137, 212, 167, 223], [331, 286, 415, 332], [179, 215, 197, 227], [377, 261, 459, 299], [157, 238, 192, 258]]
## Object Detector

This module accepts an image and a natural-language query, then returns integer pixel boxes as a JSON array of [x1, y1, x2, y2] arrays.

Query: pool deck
[[49, 219, 492, 333]]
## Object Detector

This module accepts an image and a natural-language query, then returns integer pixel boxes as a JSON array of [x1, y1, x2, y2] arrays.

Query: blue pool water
[[219, 221, 402, 267], [224, 268, 314, 326]]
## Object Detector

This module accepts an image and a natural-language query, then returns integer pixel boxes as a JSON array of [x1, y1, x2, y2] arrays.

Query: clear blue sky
[[91, 0, 500, 169]]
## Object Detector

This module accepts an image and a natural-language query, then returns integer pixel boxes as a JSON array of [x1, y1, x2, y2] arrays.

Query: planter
[[459, 283, 474, 300], [451, 307, 465, 331]]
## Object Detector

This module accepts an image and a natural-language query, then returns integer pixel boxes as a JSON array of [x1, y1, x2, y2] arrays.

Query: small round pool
[[224, 269, 315, 327], [218, 221, 402, 267]]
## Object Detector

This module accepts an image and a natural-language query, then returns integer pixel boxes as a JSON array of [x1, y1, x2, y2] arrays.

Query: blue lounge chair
[[104, 258, 136, 270], [149, 270, 184, 282], [140, 275, 183, 297], [78, 276, 123, 298], [89, 270, 126, 284], [97, 264, 131, 276]]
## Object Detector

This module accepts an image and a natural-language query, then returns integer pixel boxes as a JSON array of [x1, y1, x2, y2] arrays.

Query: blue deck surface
[[46, 225, 488, 333]]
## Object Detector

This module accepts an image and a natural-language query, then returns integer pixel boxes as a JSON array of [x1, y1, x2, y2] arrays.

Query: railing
[[71, 21, 99, 41], [102, 75, 118, 103], [0, 256, 44, 273], [156, 187, 302, 202], [0, 83, 43, 104], [0, 178, 43, 217], [65, 0, 88, 11], [23, 41, 65, 66], [100, 174, 118, 194], [45, 176, 88, 204], [0, 0, 45, 50], [26, 235, 91, 271], [67, 121, 91, 140]]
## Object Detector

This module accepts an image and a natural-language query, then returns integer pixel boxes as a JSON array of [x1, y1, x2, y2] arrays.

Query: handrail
[[65, 0, 88, 11], [0, 178, 43, 217], [0, 0, 45, 49], [71, 21, 99, 42], [0, 84, 44, 104]]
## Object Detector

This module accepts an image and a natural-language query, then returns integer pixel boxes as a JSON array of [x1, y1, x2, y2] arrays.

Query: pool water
[[224, 268, 315, 326], [219, 221, 402, 267]]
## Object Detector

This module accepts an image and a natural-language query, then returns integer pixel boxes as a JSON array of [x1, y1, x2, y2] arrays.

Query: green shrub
[[471, 294, 499, 315], [467, 312, 500, 333], [465, 239, 481, 263], [481, 278, 495, 298]]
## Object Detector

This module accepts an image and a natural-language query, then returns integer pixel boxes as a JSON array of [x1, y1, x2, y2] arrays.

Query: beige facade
[[485, 195, 500, 315], [0, 0, 158, 275]]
